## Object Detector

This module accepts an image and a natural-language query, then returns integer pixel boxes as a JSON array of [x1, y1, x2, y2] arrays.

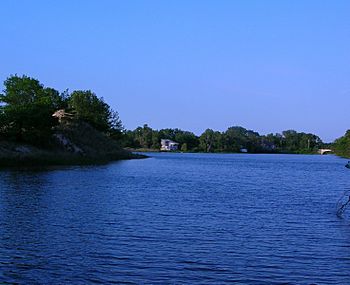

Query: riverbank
[[0, 121, 147, 168], [0, 140, 146, 168]]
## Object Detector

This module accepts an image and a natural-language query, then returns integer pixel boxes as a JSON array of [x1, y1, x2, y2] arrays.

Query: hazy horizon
[[1, 0, 349, 142]]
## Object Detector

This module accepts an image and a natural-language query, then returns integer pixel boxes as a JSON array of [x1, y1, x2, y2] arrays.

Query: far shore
[[127, 148, 330, 156]]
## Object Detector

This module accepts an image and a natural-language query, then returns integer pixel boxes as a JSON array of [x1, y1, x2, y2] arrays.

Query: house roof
[[161, 139, 179, 144]]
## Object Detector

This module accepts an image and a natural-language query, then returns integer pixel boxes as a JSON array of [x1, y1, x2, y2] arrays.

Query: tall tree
[[199, 129, 216, 152], [333, 130, 350, 157], [68, 90, 122, 133], [133, 124, 154, 148], [0, 75, 65, 145]]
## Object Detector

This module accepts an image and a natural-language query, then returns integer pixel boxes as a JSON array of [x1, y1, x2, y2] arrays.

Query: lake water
[[0, 153, 350, 284]]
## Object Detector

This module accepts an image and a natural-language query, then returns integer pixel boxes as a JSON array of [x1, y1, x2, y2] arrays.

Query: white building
[[160, 139, 179, 151]]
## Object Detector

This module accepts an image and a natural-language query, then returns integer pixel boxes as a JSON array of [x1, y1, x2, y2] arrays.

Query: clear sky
[[1, 1, 349, 142]]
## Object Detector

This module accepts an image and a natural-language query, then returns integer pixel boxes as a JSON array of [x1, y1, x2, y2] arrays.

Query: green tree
[[223, 126, 250, 152], [181, 143, 188, 152], [68, 90, 122, 133], [281, 130, 322, 153], [133, 124, 154, 148], [0, 75, 66, 145], [174, 131, 199, 150], [199, 129, 217, 152], [282, 130, 299, 151], [158, 128, 177, 141], [151, 130, 160, 149], [333, 130, 350, 157], [119, 130, 140, 148]]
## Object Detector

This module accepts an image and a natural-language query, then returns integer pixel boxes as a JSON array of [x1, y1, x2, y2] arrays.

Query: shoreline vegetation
[[127, 148, 325, 155], [0, 74, 348, 167], [0, 75, 146, 168], [121, 125, 335, 156]]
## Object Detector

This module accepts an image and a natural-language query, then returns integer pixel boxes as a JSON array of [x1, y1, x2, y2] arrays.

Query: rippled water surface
[[1, 153, 350, 284]]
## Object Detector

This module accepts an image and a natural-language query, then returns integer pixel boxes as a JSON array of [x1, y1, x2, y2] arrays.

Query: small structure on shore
[[160, 139, 179, 151], [52, 109, 75, 124]]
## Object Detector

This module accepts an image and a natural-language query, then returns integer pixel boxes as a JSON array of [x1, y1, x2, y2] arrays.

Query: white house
[[160, 139, 179, 151]]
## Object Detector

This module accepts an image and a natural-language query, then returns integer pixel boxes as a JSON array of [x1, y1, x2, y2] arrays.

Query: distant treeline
[[120, 124, 326, 154]]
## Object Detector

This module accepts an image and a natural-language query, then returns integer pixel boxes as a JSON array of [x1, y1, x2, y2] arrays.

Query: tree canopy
[[68, 90, 122, 133], [0, 75, 66, 145], [0, 74, 331, 155], [120, 124, 324, 154], [333, 130, 350, 157], [0, 75, 123, 146]]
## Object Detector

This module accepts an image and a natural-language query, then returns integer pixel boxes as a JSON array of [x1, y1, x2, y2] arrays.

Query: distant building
[[160, 139, 179, 151]]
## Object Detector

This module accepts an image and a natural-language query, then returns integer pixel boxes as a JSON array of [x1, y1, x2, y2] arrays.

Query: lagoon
[[0, 153, 349, 284]]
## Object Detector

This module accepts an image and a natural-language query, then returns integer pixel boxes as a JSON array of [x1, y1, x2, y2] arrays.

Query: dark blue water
[[0, 153, 350, 284]]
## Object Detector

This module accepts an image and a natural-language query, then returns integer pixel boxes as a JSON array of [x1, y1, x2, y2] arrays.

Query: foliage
[[0, 74, 329, 155], [0, 75, 123, 148], [199, 129, 222, 152], [68, 90, 122, 134], [0, 75, 66, 145], [121, 124, 324, 154], [222, 126, 261, 153], [280, 130, 322, 153], [333, 130, 350, 157], [133, 124, 154, 148]]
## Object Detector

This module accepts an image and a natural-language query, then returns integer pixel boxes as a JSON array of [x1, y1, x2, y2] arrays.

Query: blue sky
[[1, 0, 349, 142]]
